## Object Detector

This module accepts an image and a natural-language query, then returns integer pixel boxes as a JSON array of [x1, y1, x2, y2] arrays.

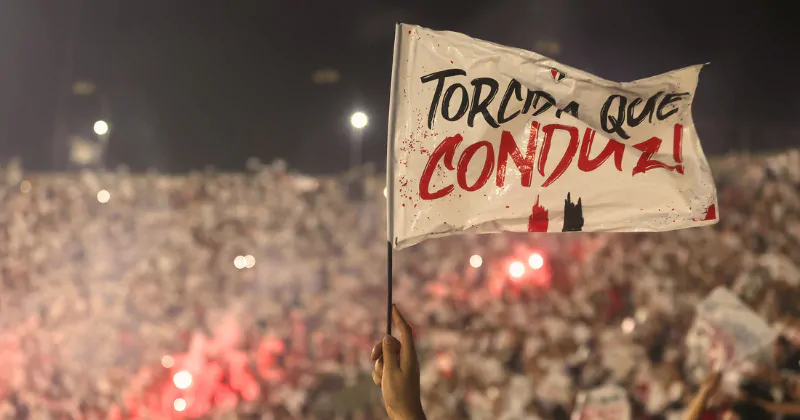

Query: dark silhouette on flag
[[562, 193, 584, 232]]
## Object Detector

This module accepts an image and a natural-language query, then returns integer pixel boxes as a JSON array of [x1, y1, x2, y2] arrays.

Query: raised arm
[[683, 371, 721, 420]]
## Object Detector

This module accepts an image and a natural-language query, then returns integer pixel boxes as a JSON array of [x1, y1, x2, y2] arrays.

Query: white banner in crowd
[[570, 385, 631, 420], [695, 287, 774, 368], [386, 24, 718, 249]]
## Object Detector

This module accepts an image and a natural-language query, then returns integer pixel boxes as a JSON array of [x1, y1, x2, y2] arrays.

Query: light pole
[[93, 119, 110, 164], [349, 111, 368, 168]]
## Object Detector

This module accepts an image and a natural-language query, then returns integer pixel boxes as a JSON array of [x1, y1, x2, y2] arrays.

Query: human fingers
[[392, 305, 418, 373], [382, 335, 401, 374], [705, 371, 722, 391], [372, 357, 384, 386], [371, 341, 383, 361]]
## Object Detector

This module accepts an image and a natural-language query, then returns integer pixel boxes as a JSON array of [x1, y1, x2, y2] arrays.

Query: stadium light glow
[[509, 261, 525, 278], [93, 120, 109, 136], [97, 190, 110, 203], [244, 254, 256, 268], [234, 255, 246, 269], [173, 371, 193, 389], [528, 253, 544, 270], [174, 398, 187, 412], [350, 112, 368, 129], [469, 255, 482, 268], [161, 355, 174, 368]]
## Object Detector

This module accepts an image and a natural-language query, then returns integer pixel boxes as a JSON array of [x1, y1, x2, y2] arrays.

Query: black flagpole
[[385, 23, 402, 336], [386, 241, 393, 335]]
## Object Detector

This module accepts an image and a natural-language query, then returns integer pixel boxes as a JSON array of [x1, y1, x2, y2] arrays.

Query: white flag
[[695, 287, 774, 368], [386, 24, 718, 249]]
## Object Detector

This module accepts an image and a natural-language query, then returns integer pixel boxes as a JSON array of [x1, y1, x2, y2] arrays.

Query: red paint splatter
[[528, 196, 549, 232], [699, 204, 716, 221]]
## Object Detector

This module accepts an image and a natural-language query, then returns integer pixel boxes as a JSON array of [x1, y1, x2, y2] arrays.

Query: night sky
[[1, 0, 797, 173]]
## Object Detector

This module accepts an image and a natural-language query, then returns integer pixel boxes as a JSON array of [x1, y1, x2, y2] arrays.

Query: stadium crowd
[[0, 148, 799, 419]]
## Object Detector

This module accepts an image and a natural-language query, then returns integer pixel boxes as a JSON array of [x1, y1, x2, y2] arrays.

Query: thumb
[[382, 335, 401, 373]]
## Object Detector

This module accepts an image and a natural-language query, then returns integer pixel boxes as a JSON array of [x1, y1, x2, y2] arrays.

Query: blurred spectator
[[775, 335, 800, 374]]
